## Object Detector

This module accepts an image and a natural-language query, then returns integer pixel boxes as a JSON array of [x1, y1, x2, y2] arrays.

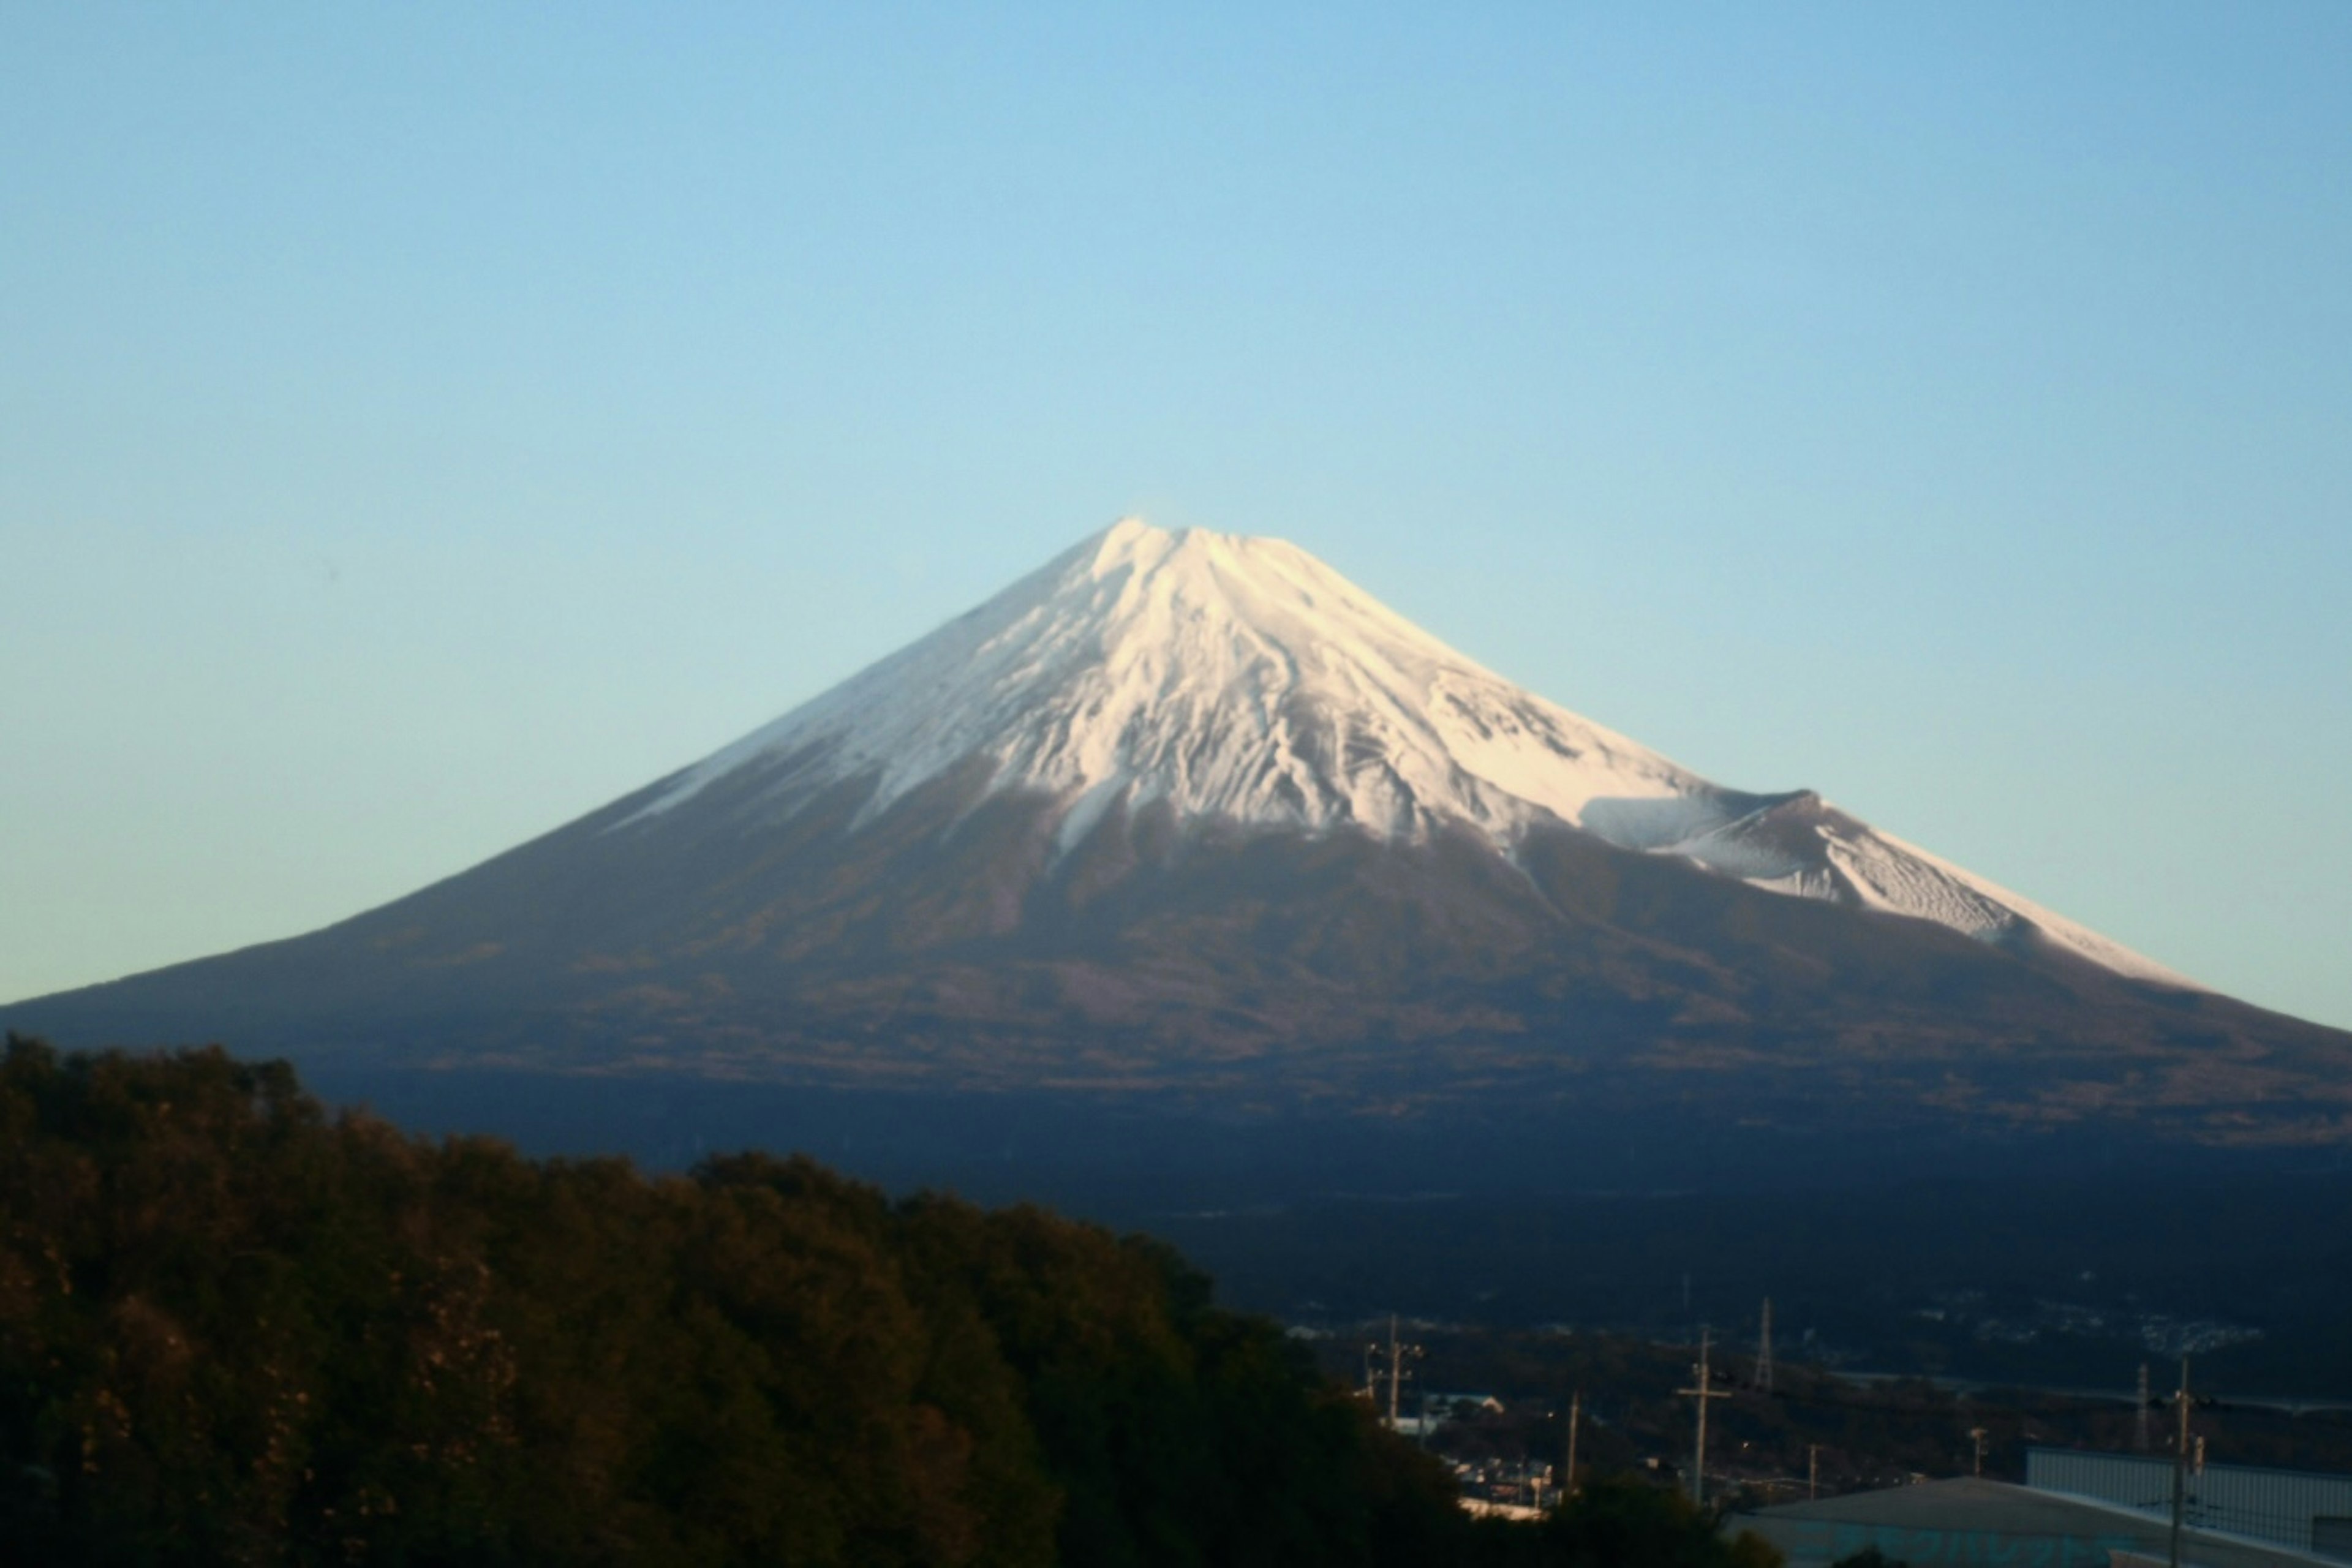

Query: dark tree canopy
[[0, 1036, 1777, 1567]]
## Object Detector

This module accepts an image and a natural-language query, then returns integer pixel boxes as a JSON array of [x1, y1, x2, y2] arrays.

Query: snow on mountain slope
[[620, 519, 2195, 989]]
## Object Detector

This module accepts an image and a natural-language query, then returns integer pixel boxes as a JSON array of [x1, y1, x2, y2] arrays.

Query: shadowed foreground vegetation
[[0, 1038, 1779, 1567]]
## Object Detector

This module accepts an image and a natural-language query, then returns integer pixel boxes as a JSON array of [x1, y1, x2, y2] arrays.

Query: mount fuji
[[12, 519, 2349, 1164]]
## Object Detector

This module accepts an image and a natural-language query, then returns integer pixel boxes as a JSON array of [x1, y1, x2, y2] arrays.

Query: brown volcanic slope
[[12, 755, 2350, 1148]]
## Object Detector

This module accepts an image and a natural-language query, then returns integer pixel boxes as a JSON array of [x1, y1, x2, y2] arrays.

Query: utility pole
[[1373, 1316, 1392, 1429], [1678, 1326, 1730, 1507], [2137, 1362, 2152, 1453], [2169, 1359, 2191, 1568], [1366, 1316, 1423, 1433], [1757, 1297, 1775, 1393], [1969, 1427, 1989, 1478], [1373, 1316, 1392, 1438], [1564, 1388, 1583, 1499], [1807, 1444, 1820, 1501]]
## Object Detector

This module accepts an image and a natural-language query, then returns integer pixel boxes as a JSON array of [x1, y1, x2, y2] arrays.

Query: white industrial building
[[1733, 1449, 2352, 1568]]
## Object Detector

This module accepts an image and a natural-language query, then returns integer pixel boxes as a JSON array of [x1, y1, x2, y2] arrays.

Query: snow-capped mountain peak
[[622, 519, 2193, 989], [635, 518, 1709, 843]]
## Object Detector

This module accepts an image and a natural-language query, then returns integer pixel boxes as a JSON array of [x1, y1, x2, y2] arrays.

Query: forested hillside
[[0, 1036, 1462, 1564], [0, 1036, 1781, 1566]]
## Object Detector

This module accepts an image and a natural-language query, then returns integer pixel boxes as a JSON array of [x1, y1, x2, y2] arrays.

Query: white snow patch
[[1846, 827, 2199, 989]]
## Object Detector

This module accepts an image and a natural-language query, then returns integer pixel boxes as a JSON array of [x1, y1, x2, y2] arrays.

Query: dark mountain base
[[306, 1062, 2348, 1198], [311, 1065, 2352, 1398], [18, 784, 2352, 1150]]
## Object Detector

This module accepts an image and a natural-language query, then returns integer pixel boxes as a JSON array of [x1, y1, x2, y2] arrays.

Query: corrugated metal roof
[[1737, 1476, 2339, 1568], [2029, 1448, 2352, 1559]]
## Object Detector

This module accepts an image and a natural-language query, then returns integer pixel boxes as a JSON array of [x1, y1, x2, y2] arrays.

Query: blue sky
[[4, 4, 2348, 1028]]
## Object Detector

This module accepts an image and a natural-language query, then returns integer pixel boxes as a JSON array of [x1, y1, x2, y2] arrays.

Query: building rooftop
[[1736, 1476, 2339, 1568]]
